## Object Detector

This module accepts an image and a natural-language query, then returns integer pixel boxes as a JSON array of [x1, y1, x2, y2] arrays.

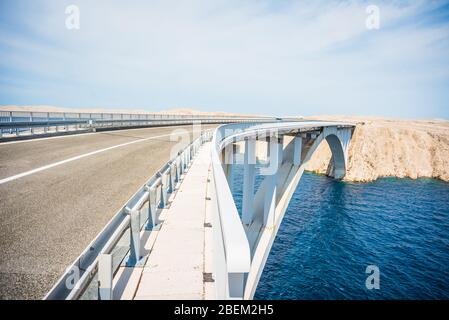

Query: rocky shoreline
[[305, 116, 449, 183]]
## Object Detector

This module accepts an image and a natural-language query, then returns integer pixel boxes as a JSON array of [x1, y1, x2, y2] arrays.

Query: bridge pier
[[262, 136, 283, 228], [293, 135, 302, 166], [242, 138, 256, 225], [224, 143, 235, 193]]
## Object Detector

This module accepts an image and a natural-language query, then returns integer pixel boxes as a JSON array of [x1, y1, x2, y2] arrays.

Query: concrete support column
[[278, 136, 284, 165], [263, 136, 282, 228], [224, 143, 235, 193], [29, 112, 34, 134], [242, 138, 256, 225], [293, 135, 302, 166]]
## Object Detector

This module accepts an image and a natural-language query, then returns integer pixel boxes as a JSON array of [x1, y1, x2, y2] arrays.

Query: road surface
[[0, 124, 217, 299]]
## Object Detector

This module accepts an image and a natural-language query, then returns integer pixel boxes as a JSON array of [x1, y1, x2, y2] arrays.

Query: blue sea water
[[231, 169, 449, 300]]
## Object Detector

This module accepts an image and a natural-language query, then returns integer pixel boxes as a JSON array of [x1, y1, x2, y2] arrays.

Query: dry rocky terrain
[[305, 116, 449, 182]]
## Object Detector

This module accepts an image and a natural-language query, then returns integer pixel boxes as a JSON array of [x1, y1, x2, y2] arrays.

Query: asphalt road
[[0, 124, 217, 299]]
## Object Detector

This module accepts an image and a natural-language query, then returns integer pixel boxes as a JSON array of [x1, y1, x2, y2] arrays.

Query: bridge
[[0, 112, 354, 299]]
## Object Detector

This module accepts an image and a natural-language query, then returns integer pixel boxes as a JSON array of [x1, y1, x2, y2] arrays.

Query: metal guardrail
[[45, 129, 213, 300], [0, 110, 277, 139]]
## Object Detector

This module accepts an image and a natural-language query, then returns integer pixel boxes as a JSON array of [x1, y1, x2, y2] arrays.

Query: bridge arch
[[325, 133, 346, 179], [303, 128, 350, 180]]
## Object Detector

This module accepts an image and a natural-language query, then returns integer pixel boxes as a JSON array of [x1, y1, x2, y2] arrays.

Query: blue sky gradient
[[0, 0, 448, 118]]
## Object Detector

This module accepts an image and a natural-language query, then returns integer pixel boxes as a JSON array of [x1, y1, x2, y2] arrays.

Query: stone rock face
[[305, 117, 449, 183]]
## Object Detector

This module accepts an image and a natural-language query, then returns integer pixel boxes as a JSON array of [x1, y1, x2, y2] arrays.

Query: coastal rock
[[305, 117, 449, 183]]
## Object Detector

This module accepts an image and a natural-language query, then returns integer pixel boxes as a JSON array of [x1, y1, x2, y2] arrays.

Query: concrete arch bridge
[[45, 120, 355, 300]]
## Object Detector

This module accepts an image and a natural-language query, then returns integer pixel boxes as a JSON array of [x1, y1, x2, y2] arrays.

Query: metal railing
[[0, 110, 277, 139], [45, 129, 213, 300]]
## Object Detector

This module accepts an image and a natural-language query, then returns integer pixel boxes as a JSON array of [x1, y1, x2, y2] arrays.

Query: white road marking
[[0, 131, 101, 145], [0, 132, 184, 185], [0, 125, 195, 145]]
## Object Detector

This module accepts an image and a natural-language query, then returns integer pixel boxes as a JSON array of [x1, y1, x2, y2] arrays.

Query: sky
[[0, 0, 448, 118]]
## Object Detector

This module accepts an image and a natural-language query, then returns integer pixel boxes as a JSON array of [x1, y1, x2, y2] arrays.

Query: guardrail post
[[54, 113, 59, 133], [29, 112, 34, 134], [125, 208, 145, 266], [9, 111, 13, 135], [242, 138, 256, 225], [146, 186, 160, 230], [178, 153, 183, 174], [160, 172, 169, 208], [167, 168, 173, 194], [174, 157, 181, 182], [187, 146, 191, 163], [98, 253, 113, 300], [89, 119, 96, 132], [177, 154, 183, 175], [169, 165, 176, 192], [45, 112, 49, 133], [182, 151, 188, 171], [63, 113, 67, 131]]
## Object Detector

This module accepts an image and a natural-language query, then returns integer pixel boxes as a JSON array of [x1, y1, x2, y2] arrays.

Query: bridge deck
[[0, 125, 217, 299], [113, 142, 214, 299]]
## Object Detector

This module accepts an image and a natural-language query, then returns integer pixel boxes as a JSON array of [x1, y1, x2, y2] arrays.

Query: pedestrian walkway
[[112, 142, 214, 299]]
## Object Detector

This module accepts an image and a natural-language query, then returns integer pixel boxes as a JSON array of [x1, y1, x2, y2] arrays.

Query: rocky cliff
[[305, 116, 449, 182]]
